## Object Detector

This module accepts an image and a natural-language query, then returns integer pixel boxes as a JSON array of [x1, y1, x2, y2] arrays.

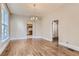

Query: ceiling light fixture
[[31, 16, 39, 21], [30, 4, 38, 21], [33, 4, 36, 7]]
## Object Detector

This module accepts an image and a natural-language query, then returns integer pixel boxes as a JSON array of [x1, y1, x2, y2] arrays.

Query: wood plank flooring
[[1, 38, 79, 56]]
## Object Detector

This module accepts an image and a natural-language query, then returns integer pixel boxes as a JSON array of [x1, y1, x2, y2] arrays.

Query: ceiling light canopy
[[33, 4, 36, 7]]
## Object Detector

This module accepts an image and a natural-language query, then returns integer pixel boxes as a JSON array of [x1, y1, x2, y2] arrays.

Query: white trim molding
[[59, 42, 79, 51], [29, 36, 52, 41], [41, 36, 52, 41], [10, 36, 27, 40], [10, 35, 52, 42], [32, 36, 42, 38]]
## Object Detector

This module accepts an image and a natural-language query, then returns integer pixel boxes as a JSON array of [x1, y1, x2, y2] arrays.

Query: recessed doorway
[[52, 20, 58, 44], [27, 20, 33, 38]]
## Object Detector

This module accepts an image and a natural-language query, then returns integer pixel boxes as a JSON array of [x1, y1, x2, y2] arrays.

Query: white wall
[[33, 19, 42, 38], [0, 16, 1, 39], [38, 4, 79, 51], [0, 5, 1, 39], [10, 15, 28, 40], [10, 15, 42, 39], [40, 16, 52, 41], [59, 4, 79, 51]]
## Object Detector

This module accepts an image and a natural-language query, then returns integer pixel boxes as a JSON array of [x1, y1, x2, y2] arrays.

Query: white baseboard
[[0, 40, 10, 55], [59, 42, 79, 51], [29, 36, 52, 41], [33, 36, 46, 39], [41, 36, 52, 41], [32, 36, 42, 38], [10, 36, 27, 40], [10, 36, 52, 41]]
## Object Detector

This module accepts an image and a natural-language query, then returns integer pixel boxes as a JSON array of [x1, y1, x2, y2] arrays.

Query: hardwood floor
[[1, 38, 79, 56]]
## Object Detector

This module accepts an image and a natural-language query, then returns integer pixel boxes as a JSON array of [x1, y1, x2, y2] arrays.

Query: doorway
[[52, 20, 58, 44], [27, 20, 33, 38]]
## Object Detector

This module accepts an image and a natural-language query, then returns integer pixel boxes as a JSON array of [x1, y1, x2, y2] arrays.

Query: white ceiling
[[7, 3, 64, 17]]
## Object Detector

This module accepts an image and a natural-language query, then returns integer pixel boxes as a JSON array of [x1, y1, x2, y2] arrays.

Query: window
[[0, 10, 2, 39], [2, 4, 9, 41]]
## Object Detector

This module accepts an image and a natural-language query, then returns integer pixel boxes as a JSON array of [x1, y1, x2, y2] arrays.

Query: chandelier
[[30, 4, 39, 21], [30, 16, 39, 21]]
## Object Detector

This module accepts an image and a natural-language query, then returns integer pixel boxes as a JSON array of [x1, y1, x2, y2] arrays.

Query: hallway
[[1, 39, 79, 56]]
